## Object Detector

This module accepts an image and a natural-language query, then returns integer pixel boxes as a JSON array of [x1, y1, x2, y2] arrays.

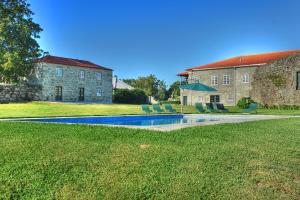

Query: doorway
[[55, 86, 62, 101], [210, 95, 220, 103], [183, 96, 188, 106], [79, 87, 84, 101]]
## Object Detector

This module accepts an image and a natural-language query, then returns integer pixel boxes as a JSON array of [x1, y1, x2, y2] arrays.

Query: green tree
[[122, 78, 135, 87], [168, 81, 180, 100], [0, 0, 43, 83], [155, 80, 167, 101], [126, 75, 159, 99]]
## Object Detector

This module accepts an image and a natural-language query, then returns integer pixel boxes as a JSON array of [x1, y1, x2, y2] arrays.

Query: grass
[[0, 102, 300, 119], [0, 118, 299, 199]]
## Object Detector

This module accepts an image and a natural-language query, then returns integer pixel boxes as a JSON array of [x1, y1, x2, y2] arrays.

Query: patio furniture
[[153, 104, 165, 113], [213, 103, 229, 113], [205, 103, 214, 113], [164, 104, 177, 113], [243, 103, 258, 113], [195, 103, 205, 113], [141, 104, 152, 114]]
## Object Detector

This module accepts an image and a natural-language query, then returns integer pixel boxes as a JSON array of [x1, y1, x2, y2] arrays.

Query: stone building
[[177, 49, 300, 106], [29, 55, 113, 103]]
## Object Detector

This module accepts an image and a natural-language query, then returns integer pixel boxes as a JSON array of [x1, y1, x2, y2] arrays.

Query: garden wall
[[0, 84, 42, 103], [250, 53, 300, 106]]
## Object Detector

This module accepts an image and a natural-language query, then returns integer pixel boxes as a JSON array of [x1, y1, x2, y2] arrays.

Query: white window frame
[[227, 94, 234, 102], [56, 67, 63, 77], [80, 71, 85, 79], [96, 72, 102, 80], [223, 74, 230, 85], [211, 75, 218, 86], [198, 96, 203, 102], [242, 73, 250, 83], [96, 88, 102, 97]]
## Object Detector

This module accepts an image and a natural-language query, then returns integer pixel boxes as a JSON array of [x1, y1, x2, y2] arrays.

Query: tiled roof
[[176, 71, 189, 76], [37, 55, 113, 71], [187, 49, 300, 71]]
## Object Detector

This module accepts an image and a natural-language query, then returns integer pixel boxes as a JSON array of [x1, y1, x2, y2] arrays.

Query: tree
[[0, 0, 43, 83], [123, 75, 172, 101], [155, 80, 167, 101], [168, 81, 180, 100], [122, 78, 135, 87], [125, 75, 159, 99]]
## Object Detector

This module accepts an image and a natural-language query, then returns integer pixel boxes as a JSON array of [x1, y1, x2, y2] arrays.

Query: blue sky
[[29, 0, 300, 86]]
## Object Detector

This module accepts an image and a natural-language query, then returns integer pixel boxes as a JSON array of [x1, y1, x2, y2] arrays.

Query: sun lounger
[[141, 104, 152, 114], [153, 104, 165, 113], [243, 103, 258, 113], [164, 104, 177, 113]]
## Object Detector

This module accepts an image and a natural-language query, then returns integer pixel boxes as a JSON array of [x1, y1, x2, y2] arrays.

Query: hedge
[[113, 89, 148, 104]]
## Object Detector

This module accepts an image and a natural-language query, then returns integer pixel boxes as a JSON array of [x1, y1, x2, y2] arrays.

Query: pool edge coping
[[1, 114, 299, 132]]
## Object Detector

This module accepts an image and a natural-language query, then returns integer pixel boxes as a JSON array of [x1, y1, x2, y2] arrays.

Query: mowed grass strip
[[0, 118, 299, 199], [0, 102, 196, 118], [0, 102, 300, 119]]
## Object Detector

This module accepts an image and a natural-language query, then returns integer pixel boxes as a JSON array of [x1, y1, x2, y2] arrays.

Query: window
[[297, 72, 300, 90], [80, 71, 85, 79], [96, 89, 102, 97], [55, 86, 62, 101], [96, 72, 102, 80], [56, 68, 63, 77], [193, 75, 200, 83], [211, 75, 218, 85], [198, 96, 203, 102], [210, 95, 220, 103], [227, 94, 234, 102], [223, 74, 230, 85], [242, 73, 250, 83]]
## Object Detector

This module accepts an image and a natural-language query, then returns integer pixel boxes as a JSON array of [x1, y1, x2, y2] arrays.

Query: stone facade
[[180, 53, 300, 106], [0, 84, 41, 103], [181, 66, 258, 106], [251, 54, 300, 106], [29, 62, 113, 103]]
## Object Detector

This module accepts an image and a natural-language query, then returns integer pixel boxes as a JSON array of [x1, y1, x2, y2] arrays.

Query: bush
[[113, 89, 148, 104], [237, 97, 255, 109], [260, 104, 300, 110], [160, 100, 180, 105]]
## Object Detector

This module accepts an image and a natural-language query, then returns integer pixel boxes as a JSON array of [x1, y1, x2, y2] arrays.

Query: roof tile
[[37, 55, 113, 71], [187, 49, 300, 71]]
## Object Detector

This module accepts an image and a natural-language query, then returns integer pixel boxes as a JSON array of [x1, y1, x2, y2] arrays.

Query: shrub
[[113, 89, 148, 104], [160, 100, 180, 105], [260, 104, 300, 110], [237, 97, 255, 109]]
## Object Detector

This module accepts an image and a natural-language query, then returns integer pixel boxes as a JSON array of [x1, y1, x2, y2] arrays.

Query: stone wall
[[183, 66, 257, 106], [250, 54, 300, 106], [0, 84, 41, 103], [30, 63, 113, 103]]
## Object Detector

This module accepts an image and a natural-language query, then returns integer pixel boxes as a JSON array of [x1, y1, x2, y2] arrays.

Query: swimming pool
[[14, 114, 292, 131], [18, 115, 198, 126]]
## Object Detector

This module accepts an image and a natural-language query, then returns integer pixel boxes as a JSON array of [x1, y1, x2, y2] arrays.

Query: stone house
[[29, 55, 113, 103], [177, 49, 300, 106], [112, 77, 134, 90]]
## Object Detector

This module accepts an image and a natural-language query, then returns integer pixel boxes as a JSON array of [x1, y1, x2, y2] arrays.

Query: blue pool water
[[19, 115, 199, 126]]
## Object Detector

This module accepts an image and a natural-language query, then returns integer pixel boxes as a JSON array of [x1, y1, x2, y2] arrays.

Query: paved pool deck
[[1, 114, 299, 132], [140, 114, 299, 131]]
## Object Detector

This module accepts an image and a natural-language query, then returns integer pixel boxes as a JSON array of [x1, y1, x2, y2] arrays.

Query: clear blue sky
[[29, 0, 300, 86]]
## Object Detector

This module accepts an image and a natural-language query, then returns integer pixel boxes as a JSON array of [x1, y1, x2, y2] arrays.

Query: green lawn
[[0, 102, 300, 118], [0, 118, 299, 199]]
